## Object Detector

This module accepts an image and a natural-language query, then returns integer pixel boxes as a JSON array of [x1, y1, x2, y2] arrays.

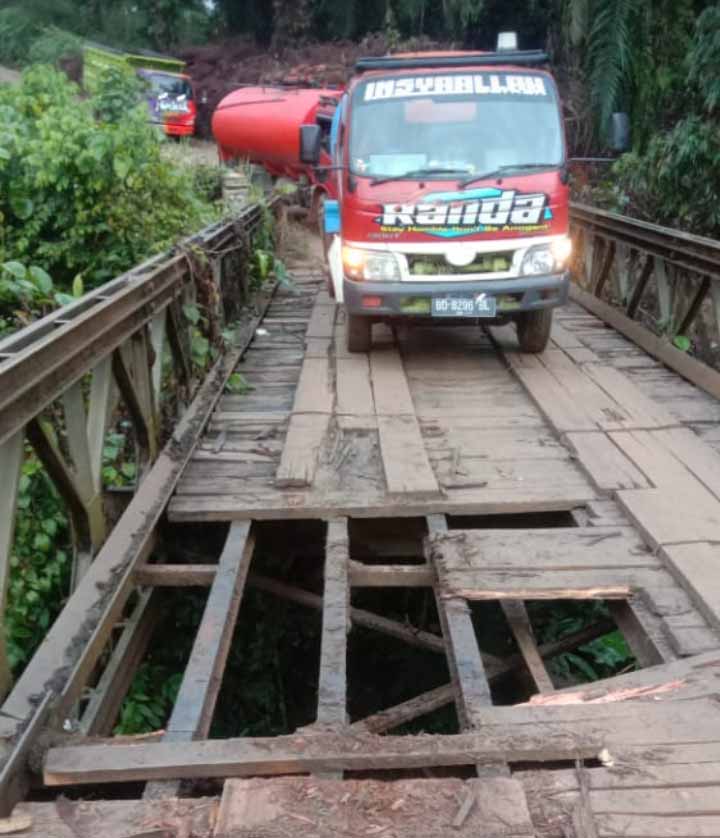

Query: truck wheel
[[346, 314, 372, 353], [516, 309, 553, 353]]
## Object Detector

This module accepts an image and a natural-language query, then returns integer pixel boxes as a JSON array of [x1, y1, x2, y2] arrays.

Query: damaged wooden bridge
[[2, 201, 720, 837]]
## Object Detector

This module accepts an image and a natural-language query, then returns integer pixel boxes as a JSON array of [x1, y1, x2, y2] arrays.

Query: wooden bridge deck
[[8, 250, 720, 838]]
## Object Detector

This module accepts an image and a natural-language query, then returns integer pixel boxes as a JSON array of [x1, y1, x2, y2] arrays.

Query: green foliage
[[610, 116, 720, 236], [27, 27, 82, 66], [102, 429, 136, 487], [0, 65, 217, 332], [114, 663, 182, 734], [528, 600, 635, 685], [226, 373, 253, 394], [586, 0, 639, 138], [6, 451, 70, 674], [688, 5, 720, 113]]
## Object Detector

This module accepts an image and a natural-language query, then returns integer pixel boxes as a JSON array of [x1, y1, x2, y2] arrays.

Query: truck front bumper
[[343, 272, 569, 318]]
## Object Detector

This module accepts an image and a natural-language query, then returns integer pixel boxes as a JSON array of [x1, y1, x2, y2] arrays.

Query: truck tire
[[346, 314, 372, 353], [516, 309, 553, 353]]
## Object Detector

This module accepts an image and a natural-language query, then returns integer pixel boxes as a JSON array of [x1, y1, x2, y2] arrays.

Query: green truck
[[83, 43, 197, 137]]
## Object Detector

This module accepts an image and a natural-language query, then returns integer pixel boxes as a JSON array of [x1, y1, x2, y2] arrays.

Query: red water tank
[[212, 86, 339, 179]]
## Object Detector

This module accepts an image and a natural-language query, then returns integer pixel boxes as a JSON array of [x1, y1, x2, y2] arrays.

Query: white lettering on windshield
[[364, 74, 547, 101]]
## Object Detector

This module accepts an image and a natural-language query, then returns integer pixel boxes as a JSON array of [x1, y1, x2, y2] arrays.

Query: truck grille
[[406, 253, 512, 276]]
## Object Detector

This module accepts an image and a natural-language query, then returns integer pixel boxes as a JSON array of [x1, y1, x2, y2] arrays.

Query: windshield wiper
[[370, 167, 471, 187], [459, 163, 560, 189]]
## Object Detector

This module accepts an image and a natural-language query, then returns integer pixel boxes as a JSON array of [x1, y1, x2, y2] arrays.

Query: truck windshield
[[349, 71, 563, 180], [145, 72, 193, 101]]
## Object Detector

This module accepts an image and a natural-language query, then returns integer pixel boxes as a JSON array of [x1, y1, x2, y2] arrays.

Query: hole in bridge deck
[[446, 510, 578, 530], [470, 598, 638, 705], [349, 517, 427, 565]]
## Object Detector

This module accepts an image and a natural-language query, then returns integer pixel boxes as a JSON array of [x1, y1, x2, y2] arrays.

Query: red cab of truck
[[139, 69, 197, 137], [300, 41, 571, 353]]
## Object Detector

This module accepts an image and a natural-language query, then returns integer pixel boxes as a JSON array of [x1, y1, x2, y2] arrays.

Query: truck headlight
[[343, 246, 401, 282], [520, 237, 572, 276]]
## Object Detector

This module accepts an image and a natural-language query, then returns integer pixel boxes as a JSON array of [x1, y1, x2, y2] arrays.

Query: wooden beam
[[145, 521, 256, 799], [426, 516, 493, 729], [79, 590, 162, 737], [112, 347, 151, 462], [348, 560, 435, 587], [625, 254, 654, 318], [26, 417, 91, 552], [0, 431, 23, 700], [351, 683, 455, 734], [249, 574, 447, 655], [44, 698, 720, 786], [135, 564, 218, 587], [500, 600, 554, 694], [316, 520, 349, 727]]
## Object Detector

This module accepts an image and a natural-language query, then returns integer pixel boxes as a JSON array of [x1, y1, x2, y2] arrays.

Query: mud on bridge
[[1, 201, 720, 837]]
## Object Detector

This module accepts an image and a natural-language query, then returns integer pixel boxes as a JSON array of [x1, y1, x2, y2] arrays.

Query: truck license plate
[[431, 294, 496, 318]]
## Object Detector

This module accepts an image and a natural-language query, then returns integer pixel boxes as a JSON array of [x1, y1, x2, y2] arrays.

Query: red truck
[[300, 42, 572, 353]]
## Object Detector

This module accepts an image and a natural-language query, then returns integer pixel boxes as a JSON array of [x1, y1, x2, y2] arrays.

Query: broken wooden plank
[[145, 521, 255, 799]]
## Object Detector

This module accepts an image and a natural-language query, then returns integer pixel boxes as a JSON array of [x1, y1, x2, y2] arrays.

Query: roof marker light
[[497, 32, 518, 51]]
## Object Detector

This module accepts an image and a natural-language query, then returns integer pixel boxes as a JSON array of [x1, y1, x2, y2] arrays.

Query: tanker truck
[[299, 39, 573, 353], [213, 86, 341, 212]]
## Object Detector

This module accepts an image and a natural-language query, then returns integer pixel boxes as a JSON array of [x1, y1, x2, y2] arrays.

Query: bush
[[26, 27, 82, 66], [0, 65, 217, 304], [610, 117, 720, 236], [6, 450, 71, 674], [0, 8, 39, 66]]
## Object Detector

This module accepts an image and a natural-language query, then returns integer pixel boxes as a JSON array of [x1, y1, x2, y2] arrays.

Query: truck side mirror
[[610, 112, 631, 154], [299, 124, 322, 165]]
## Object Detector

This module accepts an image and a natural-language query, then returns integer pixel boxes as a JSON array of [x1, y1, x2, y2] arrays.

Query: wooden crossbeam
[[351, 683, 455, 734], [348, 561, 435, 587], [79, 590, 161, 737], [145, 521, 255, 799], [500, 600, 554, 694], [44, 698, 720, 786], [426, 515, 493, 735], [248, 573, 447, 655], [316, 519, 349, 727]]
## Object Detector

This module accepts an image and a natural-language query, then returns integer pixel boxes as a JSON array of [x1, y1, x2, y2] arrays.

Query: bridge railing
[[0, 202, 272, 699], [569, 203, 720, 397]]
